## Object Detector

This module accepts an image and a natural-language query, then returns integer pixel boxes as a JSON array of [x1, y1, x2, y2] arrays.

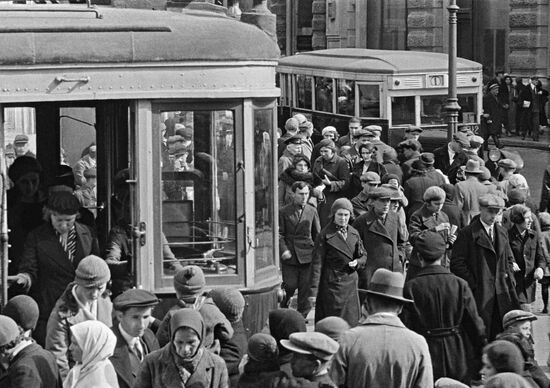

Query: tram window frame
[[295, 74, 313, 110], [314, 76, 334, 113], [151, 101, 245, 290], [391, 96, 416, 126], [358, 83, 382, 118], [336, 79, 356, 116]]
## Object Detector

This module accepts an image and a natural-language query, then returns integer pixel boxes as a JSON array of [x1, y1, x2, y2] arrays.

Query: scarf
[[170, 344, 205, 384]]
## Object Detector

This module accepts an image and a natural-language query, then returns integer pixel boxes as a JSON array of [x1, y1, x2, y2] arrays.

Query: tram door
[[0, 102, 133, 305]]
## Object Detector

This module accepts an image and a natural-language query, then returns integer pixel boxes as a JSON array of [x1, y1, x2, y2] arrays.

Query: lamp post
[[445, 0, 461, 141]]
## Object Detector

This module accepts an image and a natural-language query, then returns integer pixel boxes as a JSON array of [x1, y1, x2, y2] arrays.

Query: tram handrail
[[0, 5, 103, 19]]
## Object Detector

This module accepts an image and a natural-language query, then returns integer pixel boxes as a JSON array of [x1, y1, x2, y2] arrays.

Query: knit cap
[[173, 265, 206, 296], [330, 198, 353, 218], [75, 255, 111, 288], [3, 295, 39, 331], [247, 333, 278, 362], [210, 288, 246, 322], [318, 139, 336, 151], [0, 315, 20, 347]]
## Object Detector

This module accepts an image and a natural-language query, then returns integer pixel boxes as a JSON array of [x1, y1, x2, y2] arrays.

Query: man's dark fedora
[[366, 269, 413, 304]]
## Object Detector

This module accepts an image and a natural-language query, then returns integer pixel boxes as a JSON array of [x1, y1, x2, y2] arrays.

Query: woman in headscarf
[[310, 198, 367, 327], [135, 308, 228, 388], [268, 309, 306, 375], [64, 320, 118, 388]]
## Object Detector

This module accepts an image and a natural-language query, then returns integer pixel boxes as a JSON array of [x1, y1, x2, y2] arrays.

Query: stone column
[[508, 0, 549, 77], [311, 0, 327, 50], [407, 0, 446, 53]]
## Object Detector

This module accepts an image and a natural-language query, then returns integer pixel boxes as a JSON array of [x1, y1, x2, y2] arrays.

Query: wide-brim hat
[[463, 159, 483, 174], [366, 268, 413, 303]]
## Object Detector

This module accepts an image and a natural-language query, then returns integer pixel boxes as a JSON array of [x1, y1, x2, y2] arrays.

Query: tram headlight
[[488, 149, 502, 162]]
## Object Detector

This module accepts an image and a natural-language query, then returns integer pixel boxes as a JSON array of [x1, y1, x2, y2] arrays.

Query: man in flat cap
[[432, 133, 469, 182], [364, 125, 394, 164], [451, 194, 520, 340], [111, 289, 160, 388], [482, 82, 504, 148], [402, 231, 486, 383], [353, 187, 406, 289], [330, 269, 433, 387], [278, 134, 303, 177], [350, 171, 380, 218], [396, 139, 422, 182], [281, 332, 338, 385], [278, 117, 300, 157], [13, 134, 35, 159]]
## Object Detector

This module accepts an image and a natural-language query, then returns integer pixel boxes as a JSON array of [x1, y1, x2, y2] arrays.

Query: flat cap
[[479, 194, 505, 209], [415, 231, 447, 262], [498, 158, 517, 170], [315, 317, 350, 342], [368, 187, 393, 200], [364, 125, 382, 133], [469, 135, 484, 148], [353, 128, 372, 139], [284, 134, 303, 145], [452, 132, 470, 148], [405, 125, 423, 133], [113, 289, 159, 311], [361, 171, 381, 184], [281, 332, 339, 361], [13, 134, 29, 144], [502, 310, 537, 329], [420, 152, 435, 165]]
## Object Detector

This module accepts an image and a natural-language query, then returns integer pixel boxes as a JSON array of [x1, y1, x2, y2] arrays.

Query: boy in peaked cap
[[155, 265, 234, 353], [281, 332, 339, 385]]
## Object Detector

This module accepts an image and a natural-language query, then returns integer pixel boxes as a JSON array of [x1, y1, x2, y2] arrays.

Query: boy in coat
[[279, 181, 321, 317], [401, 231, 486, 383], [110, 289, 160, 388]]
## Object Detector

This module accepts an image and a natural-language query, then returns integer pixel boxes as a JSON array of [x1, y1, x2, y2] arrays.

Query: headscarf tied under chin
[[170, 308, 206, 382], [64, 320, 117, 388]]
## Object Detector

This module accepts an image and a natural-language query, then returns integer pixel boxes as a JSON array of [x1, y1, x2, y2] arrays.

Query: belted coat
[[310, 222, 367, 326], [450, 217, 520, 340], [352, 209, 404, 289], [401, 265, 487, 383]]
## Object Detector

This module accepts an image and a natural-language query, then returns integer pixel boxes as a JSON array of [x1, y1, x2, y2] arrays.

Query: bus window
[[296, 75, 313, 109], [458, 94, 477, 123], [420, 96, 446, 125], [254, 108, 275, 269], [160, 110, 237, 277], [315, 77, 333, 113], [337, 79, 356, 116], [391, 96, 416, 126], [359, 84, 381, 117]]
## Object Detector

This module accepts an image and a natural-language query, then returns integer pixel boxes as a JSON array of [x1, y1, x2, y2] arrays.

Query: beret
[[13, 134, 29, 144], [281, 332, 339, 361], [498, 158, 517, 169], [479, 194, 505, 209], [502, 310, 537, 329], [113, 289, 159, 311], [415, 231, 447, 262]]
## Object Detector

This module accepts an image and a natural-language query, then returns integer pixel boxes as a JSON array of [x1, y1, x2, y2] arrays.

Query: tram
[[0, 3, 281, 333], [277, 48, 484, 149]]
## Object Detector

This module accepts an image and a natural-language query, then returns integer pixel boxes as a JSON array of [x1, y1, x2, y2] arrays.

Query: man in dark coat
[[279, 181, 321, 318], [433, 133, 470, 181], [402, 231, 486, 384], [0, 315, 62, 388], [403, 160, 444, 218], [111, 289, 161, 388], [353, 187, 405, 289], [8, 191, 100, 346], [482, 83, 504, 149], [540, 165, 550, 212], [451, 194, 520, 340], [335, 116, 362, 148], [518, 76, 541, 141]]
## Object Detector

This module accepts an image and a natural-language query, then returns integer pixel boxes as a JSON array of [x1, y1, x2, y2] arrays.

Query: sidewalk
[[493, 127, 550, 151]]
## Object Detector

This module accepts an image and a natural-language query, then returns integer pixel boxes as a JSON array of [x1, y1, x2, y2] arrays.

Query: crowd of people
[[0, 104, 550, 388]]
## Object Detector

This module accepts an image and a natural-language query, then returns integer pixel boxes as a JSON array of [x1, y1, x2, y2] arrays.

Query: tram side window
[[391, 96, 416, 125], [458, 94, 477, 123], [3, 107, 36, 168], [420, 95, 446, 125], [296, 75, 312, 109], [160, 110, 237, 277], [358, 84, 381, 118], [315, 77, 333, 113], [337, 79, 355, 116], [254, 108, 275, 269]]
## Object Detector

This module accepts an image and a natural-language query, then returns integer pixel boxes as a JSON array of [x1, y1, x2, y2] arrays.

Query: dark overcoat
[[402, 265, 486, 384], [134, 344, 229, 388], [310, 223, 367, 327], [348, 160, 387, 198], [450, 217, 520, 340], [403, 173, 444, 218], [279, 203, 321, 265], [312, 154, 350, 227], [508, 226, 546, 304], [5, 342, 62, 388], [18, 221, 99, 346], [483, 94, 505, 135], [352, 209, 404, 289], [110, 324, 160, 388]]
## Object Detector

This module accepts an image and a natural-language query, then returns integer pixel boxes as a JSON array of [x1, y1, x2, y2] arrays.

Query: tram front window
[[159, 110, 237, 277], [421, 94, 478, 125]]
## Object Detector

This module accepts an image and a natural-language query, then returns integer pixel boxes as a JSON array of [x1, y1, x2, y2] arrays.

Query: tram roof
[[0, 5, 280, 66], [277, 48, 481, 74]]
